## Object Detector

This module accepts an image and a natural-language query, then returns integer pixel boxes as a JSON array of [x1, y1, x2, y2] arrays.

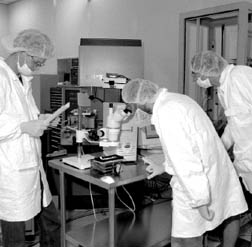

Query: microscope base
[[62, 155, 94, 170]]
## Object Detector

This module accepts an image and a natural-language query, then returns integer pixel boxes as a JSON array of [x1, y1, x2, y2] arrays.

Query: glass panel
[[223, 25, 238, 64], [184, 18, 209, 110]]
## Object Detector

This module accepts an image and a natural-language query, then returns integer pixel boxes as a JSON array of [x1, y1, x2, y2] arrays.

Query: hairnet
[[191, 50, 228, 77], [1, 29, 54, 59], [122, 78, 160, 105]]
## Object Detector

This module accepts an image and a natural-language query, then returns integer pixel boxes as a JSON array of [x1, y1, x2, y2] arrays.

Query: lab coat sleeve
[[221, 124, 234, 150], [157, 105, 210, 208], [0, 72, 23, 141]]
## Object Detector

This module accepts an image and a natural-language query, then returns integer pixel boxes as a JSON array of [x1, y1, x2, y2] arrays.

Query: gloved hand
[[198, 205, 214, 221], [20, 120, 49, 137], [144, 156, 165, 179]]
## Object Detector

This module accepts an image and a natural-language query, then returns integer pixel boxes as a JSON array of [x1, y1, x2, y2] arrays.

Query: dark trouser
[[1, 200, 60, 247]]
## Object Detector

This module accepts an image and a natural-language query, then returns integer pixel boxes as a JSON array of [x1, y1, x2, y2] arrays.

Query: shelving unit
[[50, 87, 64, 151]]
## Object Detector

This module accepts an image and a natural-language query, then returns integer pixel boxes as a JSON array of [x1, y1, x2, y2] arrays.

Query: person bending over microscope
[[0, 29, 60, 247], [191, 50, 252, 207], [121, 78, 247, 247]]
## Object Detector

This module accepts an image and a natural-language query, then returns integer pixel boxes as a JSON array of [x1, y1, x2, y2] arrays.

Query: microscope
[[98, 103, 131, 145], [101, 102, 138, 162], [62, 92, 133, 169]]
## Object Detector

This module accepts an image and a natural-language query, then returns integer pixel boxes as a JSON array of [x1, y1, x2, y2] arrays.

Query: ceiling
[[0, 0, 20, 4]]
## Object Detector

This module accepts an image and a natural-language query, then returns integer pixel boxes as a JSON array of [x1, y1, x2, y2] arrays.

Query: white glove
[[143, 156, 165, 179], [20, 120, 49, 137]]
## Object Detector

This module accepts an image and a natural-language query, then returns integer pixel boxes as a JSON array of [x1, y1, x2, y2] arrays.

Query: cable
[[115, 185, 136, 213], [89, 182, 97, 221], [90, 221, 96, 246]]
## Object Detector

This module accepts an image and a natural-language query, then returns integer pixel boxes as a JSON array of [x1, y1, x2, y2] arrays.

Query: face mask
[[17, 56, 33, 76], [196, 78, 212, 88], [134, 108, 152, 128]]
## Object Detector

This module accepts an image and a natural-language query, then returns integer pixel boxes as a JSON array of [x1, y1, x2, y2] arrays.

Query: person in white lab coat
[[0, 29, 60, 247], [121, 78, 248, 247], [191, 50, 252, 202]]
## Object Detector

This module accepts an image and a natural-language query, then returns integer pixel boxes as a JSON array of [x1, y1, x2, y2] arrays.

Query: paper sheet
[[44, 102, 70, 125]]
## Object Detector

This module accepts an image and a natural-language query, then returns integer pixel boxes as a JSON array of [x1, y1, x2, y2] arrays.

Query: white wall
[[2, 0, 252, 92], [0, 4, 9, 58]]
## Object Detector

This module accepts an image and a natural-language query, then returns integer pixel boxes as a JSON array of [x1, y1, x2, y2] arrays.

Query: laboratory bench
[[48, 157, 172, 247]]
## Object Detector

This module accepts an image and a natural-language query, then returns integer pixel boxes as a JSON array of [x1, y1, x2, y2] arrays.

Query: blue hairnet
[[122, 78, 160, 105], [191, 51, 228, 77]]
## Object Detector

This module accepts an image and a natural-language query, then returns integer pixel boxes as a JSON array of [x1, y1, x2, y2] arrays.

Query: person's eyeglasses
[[28, 55, 46, 68]]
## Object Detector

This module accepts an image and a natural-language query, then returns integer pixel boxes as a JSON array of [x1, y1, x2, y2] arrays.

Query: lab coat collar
[[20, 75, 33, 94], [0, 57, 21, 85], [0, 57, 33, 94], [0, 57, 32, 117]]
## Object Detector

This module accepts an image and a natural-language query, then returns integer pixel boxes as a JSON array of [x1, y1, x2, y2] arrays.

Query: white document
[[44, 102, 70, 125]]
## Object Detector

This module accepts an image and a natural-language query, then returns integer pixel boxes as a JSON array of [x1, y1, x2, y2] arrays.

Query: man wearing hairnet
[[0, 29, 60, 246], [122, 79, 247, 247], [191, 51, 252, 206]]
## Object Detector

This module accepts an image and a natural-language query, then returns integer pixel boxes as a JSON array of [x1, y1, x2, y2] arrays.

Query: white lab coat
[[219, 64, 252, 192], [151, 89, 247, 238], [0, 58, 52, 222]]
